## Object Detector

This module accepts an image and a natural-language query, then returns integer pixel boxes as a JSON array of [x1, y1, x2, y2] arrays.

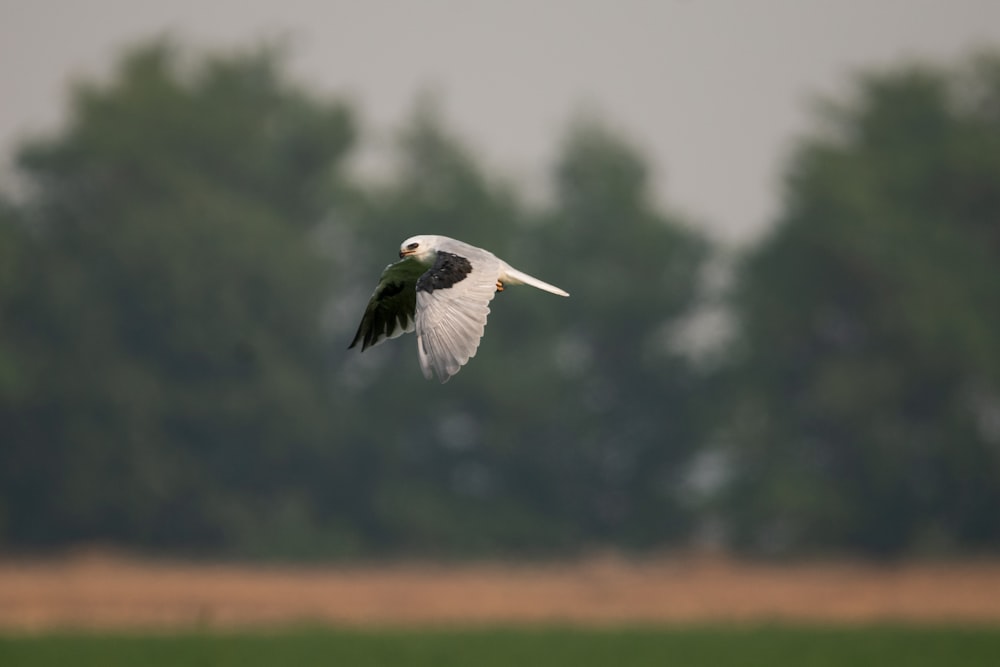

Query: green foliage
[[0, 42, 356, 553], [719, 53, 1000, 556], [0, 41, 710, 558], [528, 118, 711, 547], [335, 108, 710, 555], [4, 37, 1000, 560], [3, 627, 1000, 667]]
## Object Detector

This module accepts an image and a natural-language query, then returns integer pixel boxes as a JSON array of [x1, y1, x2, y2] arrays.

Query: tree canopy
[[0, 43, 355, 553], [0, 42, 709, 558], [718, 53, 1000, 557], [1, 41, 999, 560]]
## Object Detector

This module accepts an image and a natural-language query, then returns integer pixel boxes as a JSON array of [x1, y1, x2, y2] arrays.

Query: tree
[[333, 109, 711, 555], [523, 117, 711, 548], [0, 42, 713, 559], [719, 53, 1000, 556], [0, 42, 356, 554], [329, 99, 540, 554]]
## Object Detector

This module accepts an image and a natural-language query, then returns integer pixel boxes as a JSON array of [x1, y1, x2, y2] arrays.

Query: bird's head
[[399, 235, 440, 263]]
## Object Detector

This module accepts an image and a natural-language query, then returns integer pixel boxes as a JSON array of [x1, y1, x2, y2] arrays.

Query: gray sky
[[3, 0, 1000, 243]]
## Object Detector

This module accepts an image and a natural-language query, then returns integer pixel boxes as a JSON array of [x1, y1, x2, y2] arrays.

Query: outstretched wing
[[349, 257, 427, 350], [415, 250, 502, 382]]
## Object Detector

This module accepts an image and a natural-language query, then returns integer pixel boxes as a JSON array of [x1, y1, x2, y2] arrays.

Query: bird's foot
[[496, 280, 505, 292]]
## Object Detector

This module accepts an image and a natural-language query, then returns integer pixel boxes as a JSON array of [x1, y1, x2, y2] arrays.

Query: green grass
[[2, 626, 999, 667]]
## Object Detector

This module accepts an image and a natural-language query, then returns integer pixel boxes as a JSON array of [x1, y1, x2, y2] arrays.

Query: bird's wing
[[349, 257, 427, 350], [415, 249, 502, 382]]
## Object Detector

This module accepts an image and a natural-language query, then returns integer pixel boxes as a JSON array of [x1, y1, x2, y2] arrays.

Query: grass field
[[3, 626, 1000, 667]]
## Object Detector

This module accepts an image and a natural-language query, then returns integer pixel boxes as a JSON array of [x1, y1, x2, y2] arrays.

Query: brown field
[[3, 552, 1000, 631]]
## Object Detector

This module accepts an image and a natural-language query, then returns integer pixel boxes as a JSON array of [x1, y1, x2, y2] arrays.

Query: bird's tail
[[502, 265, 570, 297]]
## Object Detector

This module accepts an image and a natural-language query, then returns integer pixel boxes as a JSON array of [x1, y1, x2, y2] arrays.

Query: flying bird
[[349, 235, 569, 382]]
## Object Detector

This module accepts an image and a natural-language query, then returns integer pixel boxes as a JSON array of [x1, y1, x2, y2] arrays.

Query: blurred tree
[[0, 199, 24, 401], [0, 42, 712, 559], [719, 53, 1000, 557], [0, 42, 356, 554], [330, 99, 535, 553], [530, 117, 711, 548], [337, 110, 711, 555]]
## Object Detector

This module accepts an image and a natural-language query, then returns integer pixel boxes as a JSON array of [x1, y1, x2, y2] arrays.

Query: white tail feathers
[[501, 265, 570, 297]]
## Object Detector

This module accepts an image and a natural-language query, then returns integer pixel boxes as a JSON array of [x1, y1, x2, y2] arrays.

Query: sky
[[3, 0, 1000, 244]]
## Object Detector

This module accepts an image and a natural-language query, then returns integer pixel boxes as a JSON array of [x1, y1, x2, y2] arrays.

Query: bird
[[349, 235, 569, 382]]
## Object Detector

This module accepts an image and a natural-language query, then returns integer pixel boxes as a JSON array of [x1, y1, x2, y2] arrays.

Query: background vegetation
[[1, 40, 998, 560], [4, 627, 1000, 667]]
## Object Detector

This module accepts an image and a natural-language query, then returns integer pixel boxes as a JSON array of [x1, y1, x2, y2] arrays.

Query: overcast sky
[[3, 0, 1000, 243]]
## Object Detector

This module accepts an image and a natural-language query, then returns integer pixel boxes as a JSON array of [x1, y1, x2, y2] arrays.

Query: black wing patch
[[416, 252, 473, 293], [349, 258, 426, 351]]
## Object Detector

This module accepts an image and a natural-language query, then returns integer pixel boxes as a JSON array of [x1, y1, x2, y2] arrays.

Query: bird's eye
[[407, 242, 419, 250]]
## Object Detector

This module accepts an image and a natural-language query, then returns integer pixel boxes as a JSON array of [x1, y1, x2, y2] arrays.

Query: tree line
[[1, 41, 998, 559]]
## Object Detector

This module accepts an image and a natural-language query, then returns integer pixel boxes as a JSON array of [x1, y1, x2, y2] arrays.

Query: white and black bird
[[349, 235, 569, 382]]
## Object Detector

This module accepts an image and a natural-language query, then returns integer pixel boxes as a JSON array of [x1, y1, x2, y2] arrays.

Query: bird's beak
[[399, 249, 414, 259]]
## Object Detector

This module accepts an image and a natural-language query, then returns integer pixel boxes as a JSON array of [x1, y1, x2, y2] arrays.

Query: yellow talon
[[496, 280, 504, 292]]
